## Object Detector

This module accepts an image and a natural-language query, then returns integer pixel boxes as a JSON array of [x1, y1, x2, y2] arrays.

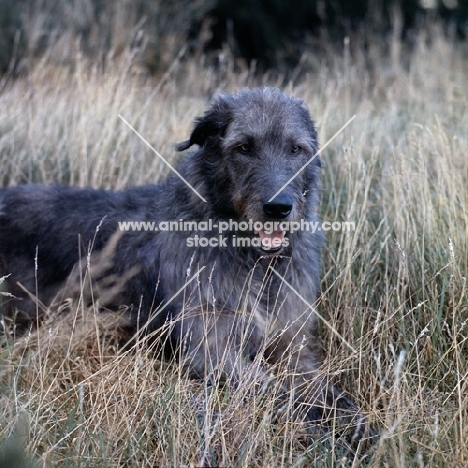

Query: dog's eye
[[291, 145, 301, 154], [237, 144, 251, 154]]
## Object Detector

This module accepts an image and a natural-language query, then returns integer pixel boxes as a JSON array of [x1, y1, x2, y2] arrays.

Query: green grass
[[1, 23, 467, 467]]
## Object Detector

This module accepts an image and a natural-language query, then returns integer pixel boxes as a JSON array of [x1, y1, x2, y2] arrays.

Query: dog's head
[[177, 87, 321, 255]]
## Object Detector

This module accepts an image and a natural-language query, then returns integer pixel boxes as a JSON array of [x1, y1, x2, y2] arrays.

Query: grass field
[[0, 23, 467, 467]]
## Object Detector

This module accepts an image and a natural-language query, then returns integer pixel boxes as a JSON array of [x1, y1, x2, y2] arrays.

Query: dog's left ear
[[176, 95, 232, 151]]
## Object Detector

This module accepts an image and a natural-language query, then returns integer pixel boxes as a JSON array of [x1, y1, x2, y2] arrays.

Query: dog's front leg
[[266, 330, 373, 450], [172, 310, 265, 384]]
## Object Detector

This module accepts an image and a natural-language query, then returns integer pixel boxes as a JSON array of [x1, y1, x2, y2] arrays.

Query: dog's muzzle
[[254, 194, 293, 252]]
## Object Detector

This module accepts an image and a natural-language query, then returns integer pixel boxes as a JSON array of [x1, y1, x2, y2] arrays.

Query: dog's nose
[[263, 194, 293, 219]]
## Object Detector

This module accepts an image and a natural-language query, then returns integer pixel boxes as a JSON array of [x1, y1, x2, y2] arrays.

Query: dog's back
[[0, 184, 164, 327]]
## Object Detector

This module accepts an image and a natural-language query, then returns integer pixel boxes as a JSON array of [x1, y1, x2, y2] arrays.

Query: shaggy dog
[[0, 87, 370, 448]]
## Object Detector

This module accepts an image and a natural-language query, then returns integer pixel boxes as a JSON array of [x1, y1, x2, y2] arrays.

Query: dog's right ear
[[176, 96, 231, 151]]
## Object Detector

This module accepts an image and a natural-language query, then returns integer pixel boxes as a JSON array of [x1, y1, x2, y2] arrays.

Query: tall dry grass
[[1, 24, 467, 467]]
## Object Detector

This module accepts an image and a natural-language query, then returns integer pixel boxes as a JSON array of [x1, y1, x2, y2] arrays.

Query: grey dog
[[0, 87, 370, 447]]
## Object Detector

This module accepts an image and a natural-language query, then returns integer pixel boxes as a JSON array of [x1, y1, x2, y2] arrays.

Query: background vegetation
[[1, 0, 468, 74], [0, 1, 467, 467]]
